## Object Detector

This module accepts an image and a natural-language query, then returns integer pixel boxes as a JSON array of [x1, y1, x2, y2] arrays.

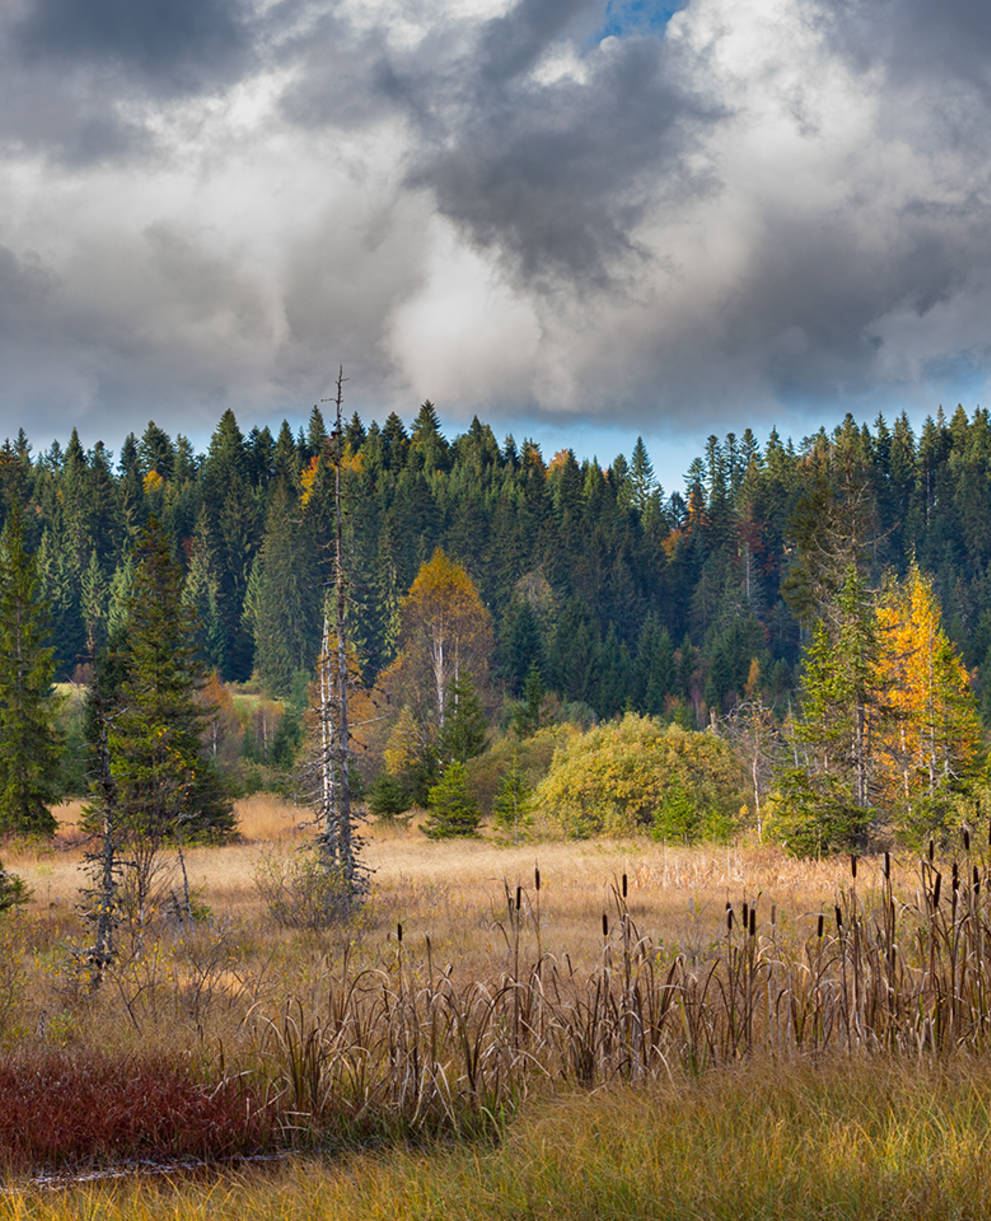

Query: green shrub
[[533, 713, 747, 841]]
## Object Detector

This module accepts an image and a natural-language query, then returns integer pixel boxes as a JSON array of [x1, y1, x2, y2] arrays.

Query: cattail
[[749, 907, 756, 937], [929, 838, 935, 862], [884, 851, 891, 879], [771, 904, 777, 926], [742, 900, 749, 927], [933, 872, 941, 907], [953, 861, 960, 891], [534, 865, 541, 892], [835, 905, 843, 930], [850, 854, 858, 879], [622, 872, 628, 899], [727, 906, 734, 932], [974, 864, 980, 892], [602, 913, 609, 937], [817, 914, 824, 938], [964, 827, 971, 853], [397, 921, 403, 944], [515, 885, 522, 911]]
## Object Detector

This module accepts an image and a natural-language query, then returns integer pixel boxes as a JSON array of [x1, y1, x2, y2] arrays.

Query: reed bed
[[6, 815, 991, 1175], [239, 842, 991, 1142]]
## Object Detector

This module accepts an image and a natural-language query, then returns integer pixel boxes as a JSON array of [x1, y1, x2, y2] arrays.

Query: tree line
[[1, 400, 991, 856]]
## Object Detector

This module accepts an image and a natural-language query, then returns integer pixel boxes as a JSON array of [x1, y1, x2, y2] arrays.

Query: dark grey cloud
[[3, 0, 991, 455], [274, 1, 714, 285], [411, 36, 709, 284], [825, 0, 991, 90], [12, 0, 255, 95]]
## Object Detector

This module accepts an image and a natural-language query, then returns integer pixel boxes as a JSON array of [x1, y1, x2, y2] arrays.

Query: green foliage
[[0, 860, 29, 913], [440, 673, 487, 763], [765, 769, 874, 857], [243, 484, 320, 696], [0, 503, 60, 836], [492, 750, 533, 841], [367, 772, 411, 821], [109, 518, 235, 844], [533, 713, 747, 841], [510, 663, 546, 738], [466, 724, 572, 817], [422, 761, 481, 839]]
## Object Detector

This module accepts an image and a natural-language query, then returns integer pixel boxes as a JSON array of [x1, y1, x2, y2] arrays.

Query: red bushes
[[0, 1051, 274, 1173]]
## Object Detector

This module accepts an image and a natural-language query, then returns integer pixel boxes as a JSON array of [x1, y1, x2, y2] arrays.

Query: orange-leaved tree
[[873, 564, 980, 813]]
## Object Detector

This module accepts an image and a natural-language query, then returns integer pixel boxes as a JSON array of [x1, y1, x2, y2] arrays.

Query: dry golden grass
[[7, 800, 909, 971], [5, 799, 991, 1213]]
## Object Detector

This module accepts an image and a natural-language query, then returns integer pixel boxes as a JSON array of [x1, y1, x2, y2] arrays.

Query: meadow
[[2, 800, 991, 1218]]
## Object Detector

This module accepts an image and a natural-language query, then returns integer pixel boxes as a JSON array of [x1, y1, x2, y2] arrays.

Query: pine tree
[[776, 565, 880, 854], [109, 517, 233, 916], [0, 503, 60, 835], [423, 761, 480, 838], [244, 483, 320, 696], [492, 749, 532, 842], [440, 672, 487, 762]]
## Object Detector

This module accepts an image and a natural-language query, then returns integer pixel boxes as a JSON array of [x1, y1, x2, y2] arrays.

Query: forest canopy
[[2, 402, 991, 853]]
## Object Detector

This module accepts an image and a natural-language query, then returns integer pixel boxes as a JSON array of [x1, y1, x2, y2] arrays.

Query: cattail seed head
[[933, 872, 941, 906], [929, 838, 935, 862], [851, 854, 858, 879], [749, 908, 756, 937], [974, 864, 980, 891], [602, 913, 609, 937], [742, 901, 749, 927], [964, 827, 971, 853], [727, 907, 734, 932], [534, 865, 541, 892], [835, 905, 843, 930], [622, 872, 628, 899], [515, 885, 522, 911], [771, 904, 777, 926], [953, 861, 960, 891], [817, 914, 824, 938], [397, 922, 403, 944], [884, 851, 891, 879]]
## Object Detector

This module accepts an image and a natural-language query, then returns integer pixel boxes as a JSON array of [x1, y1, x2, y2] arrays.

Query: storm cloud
[[1, 0, 990, 458]]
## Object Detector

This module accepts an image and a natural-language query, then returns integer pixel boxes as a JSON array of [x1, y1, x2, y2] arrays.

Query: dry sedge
[[3, 798, 991, 1215]]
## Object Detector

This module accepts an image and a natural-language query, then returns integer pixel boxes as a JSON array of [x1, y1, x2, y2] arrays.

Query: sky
[[1, 0, 990, 490]]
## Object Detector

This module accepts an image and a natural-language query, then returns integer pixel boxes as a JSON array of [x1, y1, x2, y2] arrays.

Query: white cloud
[[2, 0, 991, 452]]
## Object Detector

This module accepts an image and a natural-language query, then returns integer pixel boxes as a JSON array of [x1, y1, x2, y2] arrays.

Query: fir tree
[[423, 761, 480, 838], [492, 749, 532, 842], [0, 503, 60, 836], [440, 672, 487, 762], [109, 517, 233, 906]]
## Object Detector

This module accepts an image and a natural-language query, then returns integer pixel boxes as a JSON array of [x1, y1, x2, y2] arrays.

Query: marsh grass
[[7, 803, 991, 1199], [8, 1059, 991, 1219]]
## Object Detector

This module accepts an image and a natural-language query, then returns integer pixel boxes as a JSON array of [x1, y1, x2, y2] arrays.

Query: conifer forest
[[1, 400, 990, 855]]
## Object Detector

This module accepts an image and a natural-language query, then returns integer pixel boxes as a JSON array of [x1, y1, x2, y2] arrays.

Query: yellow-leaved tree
[[387, 548, 493, 735], [873, 564, 980, 828], [374, 549, 493, 808]]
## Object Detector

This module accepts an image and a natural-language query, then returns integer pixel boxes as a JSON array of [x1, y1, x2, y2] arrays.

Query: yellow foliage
[[873, 564, 980, 807], [142, 469, 165, 494], [299, 455, 320, 508]]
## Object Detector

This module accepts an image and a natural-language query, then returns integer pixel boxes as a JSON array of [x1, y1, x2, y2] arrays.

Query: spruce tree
[[423, 761, 480, 838], [0, 502, 60, 836], [493, 749, 532, 842], [109, 517, 233, 884]]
